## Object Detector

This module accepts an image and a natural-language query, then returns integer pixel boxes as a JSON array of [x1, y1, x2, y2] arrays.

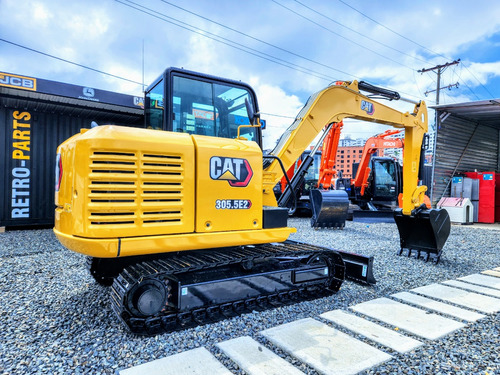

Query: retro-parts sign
[[209, 156, 253, 187]]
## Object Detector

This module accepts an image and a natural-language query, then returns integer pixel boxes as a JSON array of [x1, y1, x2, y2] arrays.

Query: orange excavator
[[348, 130, 431, 217], [277, 121, 349, 228], [352, 129, 403, 197], [317, 121, 344, 189]]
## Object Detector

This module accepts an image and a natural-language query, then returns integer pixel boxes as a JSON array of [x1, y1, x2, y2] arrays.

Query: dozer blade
[[336, 249, 376, 285], [352, 209, 395, 223], [310, 189, 349, 228], [394, 207, 451, 263]]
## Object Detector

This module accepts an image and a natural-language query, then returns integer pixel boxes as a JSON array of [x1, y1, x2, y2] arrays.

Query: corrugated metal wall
[[432, 114, 499, 205]]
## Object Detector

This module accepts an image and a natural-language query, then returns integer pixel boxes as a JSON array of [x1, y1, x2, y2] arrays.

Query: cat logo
[[210, 156, 253, 187], [361, 100, 374, 115]]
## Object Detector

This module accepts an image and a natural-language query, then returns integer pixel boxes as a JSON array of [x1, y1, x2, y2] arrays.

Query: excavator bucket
[[394, 207, 451, 263], [310, 189, 349, 228]]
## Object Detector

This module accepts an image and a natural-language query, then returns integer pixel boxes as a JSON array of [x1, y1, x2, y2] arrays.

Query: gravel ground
[[0, 220, 499, 375]]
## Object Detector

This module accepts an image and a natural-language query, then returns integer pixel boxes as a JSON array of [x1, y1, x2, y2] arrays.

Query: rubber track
[[110, 241, 345, 335]]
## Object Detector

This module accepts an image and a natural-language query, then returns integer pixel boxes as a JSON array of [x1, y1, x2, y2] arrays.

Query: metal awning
[[431, 99, 500, 129], [0, 86, 143, 125]]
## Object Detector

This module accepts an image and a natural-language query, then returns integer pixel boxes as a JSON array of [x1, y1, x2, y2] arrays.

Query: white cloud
[[249, 78, 304, 149]]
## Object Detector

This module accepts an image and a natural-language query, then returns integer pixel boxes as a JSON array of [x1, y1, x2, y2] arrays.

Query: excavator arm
[[263, 81, 427, 216], [263, 80, 450, 262], [317, 121, 343, 189]]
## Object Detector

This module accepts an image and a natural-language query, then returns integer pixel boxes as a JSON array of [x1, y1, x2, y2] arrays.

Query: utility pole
[[418, 59, 460, 106], [417, 59, 460, 202]]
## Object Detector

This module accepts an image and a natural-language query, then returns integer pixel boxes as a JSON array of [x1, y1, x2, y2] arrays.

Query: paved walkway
[[119, 268, 500, 375]]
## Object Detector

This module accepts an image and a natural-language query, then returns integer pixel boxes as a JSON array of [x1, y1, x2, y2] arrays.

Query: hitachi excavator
[[54, 68, 450, 335], [347, 130, 405, 221]]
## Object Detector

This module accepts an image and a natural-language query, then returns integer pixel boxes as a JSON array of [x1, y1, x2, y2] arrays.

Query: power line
[[335, 0, 491, 100], [418, 60, 461, 106], [117, 0, 351, 82], [0, 38, 143, 86], [261, 112, 296, 119], [336, 0, 440, 58], [159, 0, 355, 80], [293, 0, 431, 66], [271, 0, 415, 71], [1, 36, 303, 121], [123, 0, 425, 102]]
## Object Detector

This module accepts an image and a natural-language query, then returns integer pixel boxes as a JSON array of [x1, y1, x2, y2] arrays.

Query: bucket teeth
[[394, 207, 450, 265], [396, 247, 442, 264]]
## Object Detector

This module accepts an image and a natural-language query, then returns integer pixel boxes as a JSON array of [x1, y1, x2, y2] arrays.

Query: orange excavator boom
[[316, 121, 343, 189]]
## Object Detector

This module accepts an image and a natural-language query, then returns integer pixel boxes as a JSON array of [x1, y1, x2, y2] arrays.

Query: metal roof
[[0, 85, 143, 125], [432, 99, 500, 129]]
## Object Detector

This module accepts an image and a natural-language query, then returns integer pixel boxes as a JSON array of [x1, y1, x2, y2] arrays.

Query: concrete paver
[[351, 297, 465, 340], [217, 336, 304, 375], [412, 283, 500, 314], [320, 309, 422, 353], [482, 270, 500, 278], [442, 279, 500, 298], [458, 274, 500, 290], [261, 318, 392, 375], [119, 347, 231, 375], [392, 291, 485, 322]]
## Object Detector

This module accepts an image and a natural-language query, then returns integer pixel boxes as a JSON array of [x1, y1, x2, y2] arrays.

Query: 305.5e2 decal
[[215, 199, 252, 210]]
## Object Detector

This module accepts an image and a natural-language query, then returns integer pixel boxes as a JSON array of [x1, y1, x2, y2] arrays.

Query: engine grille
[[87, 150, 187, 235]]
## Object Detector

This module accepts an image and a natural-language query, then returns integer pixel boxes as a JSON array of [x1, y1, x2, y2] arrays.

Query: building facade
[[335, 146, 364, 178]]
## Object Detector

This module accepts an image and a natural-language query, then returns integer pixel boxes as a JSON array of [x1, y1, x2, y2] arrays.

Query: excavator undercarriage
[[108, 241, 344, 335]]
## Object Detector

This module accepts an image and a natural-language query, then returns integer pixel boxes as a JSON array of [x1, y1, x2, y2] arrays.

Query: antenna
[[142, 39, 145, 92]]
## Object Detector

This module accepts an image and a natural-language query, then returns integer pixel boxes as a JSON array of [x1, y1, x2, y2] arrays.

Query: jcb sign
[[0, 73, 37, 91]]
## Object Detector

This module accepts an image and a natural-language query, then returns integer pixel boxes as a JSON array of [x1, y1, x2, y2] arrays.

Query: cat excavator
[[54, 68, 450, 335]]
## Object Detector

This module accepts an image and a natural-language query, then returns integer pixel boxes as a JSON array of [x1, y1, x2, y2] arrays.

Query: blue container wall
[[0, 108, 91, 227], [1, 106, 143, 228]]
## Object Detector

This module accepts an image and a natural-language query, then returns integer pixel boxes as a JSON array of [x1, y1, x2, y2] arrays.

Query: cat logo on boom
[[210, 156, 253, 187]]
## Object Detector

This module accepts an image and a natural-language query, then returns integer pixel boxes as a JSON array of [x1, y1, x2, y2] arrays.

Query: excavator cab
[[351, 156, 403, 210], [145, 67, 262, 144]]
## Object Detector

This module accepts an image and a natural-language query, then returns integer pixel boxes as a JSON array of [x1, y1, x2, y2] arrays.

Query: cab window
[[145, 79, 164, 130], [172, 76, 258, 142]]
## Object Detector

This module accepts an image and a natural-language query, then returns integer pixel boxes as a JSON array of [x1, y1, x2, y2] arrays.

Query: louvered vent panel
[[86, 150, 186, 233]]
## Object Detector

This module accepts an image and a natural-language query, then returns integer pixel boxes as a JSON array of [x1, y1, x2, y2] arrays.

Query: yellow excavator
[[54, 68, 450, 335]]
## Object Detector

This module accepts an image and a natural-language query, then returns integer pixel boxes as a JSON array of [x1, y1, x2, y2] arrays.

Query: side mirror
[[245, 98, 260, 125]]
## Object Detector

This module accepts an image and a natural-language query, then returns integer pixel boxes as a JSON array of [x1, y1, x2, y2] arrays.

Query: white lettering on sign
[[11, 111, 31, 219]]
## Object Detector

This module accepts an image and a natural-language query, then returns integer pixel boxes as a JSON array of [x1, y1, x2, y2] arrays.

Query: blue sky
[[1, 0, 500, 148]]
